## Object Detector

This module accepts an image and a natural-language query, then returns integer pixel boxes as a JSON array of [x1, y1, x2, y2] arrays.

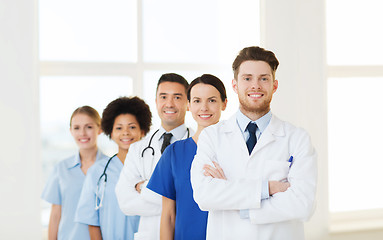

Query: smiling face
[[156, 81, 188, 131], [70, 113, 102, 150], [232, 60, 278, 120], [110, 113, 144, 152], [188, 83, 227, 129]]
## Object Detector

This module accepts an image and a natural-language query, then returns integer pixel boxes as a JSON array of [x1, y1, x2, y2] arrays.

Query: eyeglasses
[[95, 154, 117, 210]]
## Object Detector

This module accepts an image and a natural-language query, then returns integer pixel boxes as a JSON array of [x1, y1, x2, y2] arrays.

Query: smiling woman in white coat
[[190, 46, 317, 240]]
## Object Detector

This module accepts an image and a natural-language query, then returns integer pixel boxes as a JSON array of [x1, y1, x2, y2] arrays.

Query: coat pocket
[[263, 160, 291, 181]]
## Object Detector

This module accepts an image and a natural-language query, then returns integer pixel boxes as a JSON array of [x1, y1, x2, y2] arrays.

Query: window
[[39, 0, 260, 228], [327, 0, 383, 231]]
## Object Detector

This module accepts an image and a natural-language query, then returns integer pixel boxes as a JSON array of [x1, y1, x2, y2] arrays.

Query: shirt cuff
[[239, 209, 250, 219], [240, 180, 268, 219], [261, 180, 269, 200]]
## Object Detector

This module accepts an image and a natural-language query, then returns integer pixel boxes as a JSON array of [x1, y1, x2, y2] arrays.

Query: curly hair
[[101, 96, 152, 138]]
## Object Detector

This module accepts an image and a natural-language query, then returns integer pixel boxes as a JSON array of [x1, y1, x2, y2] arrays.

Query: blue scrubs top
[[147, 138, 208, 240], [75, 155, 139, 240], [41, 150, 108, 240]]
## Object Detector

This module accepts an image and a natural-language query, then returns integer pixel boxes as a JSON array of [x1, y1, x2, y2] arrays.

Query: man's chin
[[162, 119, 182, 128], [241, 103, 270, 114]]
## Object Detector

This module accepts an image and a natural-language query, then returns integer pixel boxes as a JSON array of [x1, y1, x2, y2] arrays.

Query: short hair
[[187, 74, 227, 102], [232, 46, 279, 80], [101, 97, 152, 138], [156, 73, 189, 94], [70, 106, 101, 127]]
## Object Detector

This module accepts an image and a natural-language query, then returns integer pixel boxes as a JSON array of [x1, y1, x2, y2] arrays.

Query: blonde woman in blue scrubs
[[41, 106, 108, 240], [75, 97, 152, 240]]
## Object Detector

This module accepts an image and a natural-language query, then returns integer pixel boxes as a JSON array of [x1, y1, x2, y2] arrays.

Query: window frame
[[327, 65, 383, 233]]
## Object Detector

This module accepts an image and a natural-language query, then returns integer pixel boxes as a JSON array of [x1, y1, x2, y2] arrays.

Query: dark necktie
[[161, 133, 173, 154], [246, 122, 258, 155]]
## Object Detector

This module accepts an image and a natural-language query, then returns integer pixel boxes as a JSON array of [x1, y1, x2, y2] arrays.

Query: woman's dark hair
[[187, 74, 227, 102], [101, 96, 152, 138]]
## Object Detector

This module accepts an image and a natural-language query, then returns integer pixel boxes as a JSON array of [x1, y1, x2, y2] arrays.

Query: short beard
[[239, 97, 271, 119]]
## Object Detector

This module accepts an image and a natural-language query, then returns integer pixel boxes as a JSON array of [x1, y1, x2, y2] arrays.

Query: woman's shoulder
[[54, 154, 79, 169], [169, 137, 195, 151], [92, 156, 111, 170], [164, 138, 196, 159], [86, 157, 111, 177]]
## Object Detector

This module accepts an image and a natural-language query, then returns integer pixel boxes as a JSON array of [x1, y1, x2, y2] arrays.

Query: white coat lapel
[[252, 115, 285, 155], [221, 115, 250, 156]]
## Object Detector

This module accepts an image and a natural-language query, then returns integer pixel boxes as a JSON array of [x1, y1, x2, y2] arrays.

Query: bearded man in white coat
[[191, 46, 317, 240], [115, 73, 193, 240]]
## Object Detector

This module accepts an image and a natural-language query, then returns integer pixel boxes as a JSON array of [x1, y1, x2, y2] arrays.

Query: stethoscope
[[141, 128, 190, 157], [94, 128, 190, 210], [95, 153, 117, 210]]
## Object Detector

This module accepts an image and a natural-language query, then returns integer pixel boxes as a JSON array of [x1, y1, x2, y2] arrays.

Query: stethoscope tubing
[[141, 129, 159, 157], [95, 153, 117, 210], [139, 128, 190, 180], [141, 128, 190, 157]]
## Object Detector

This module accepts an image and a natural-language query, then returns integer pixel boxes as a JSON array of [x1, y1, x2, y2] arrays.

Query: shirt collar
[[68, 152, 81, 169], [67, 150, 103, 169], [158, 124, 188, 142], [236, 110, 272, 134]]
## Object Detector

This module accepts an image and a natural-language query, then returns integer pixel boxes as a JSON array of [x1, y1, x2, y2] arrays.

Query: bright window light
[[326, 0, 383, 65], [328, 77, 383, 212], [142, 0, 260, 64], [39, 0, 137, 62]]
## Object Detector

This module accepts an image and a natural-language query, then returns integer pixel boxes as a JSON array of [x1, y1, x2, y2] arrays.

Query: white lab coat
[[190, 114, 317, 240], [115, 127, 191, 240]]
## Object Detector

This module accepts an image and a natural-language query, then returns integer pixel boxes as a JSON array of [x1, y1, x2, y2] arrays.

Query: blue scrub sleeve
[[41, 165, 62, 205], [75, 166, 100, 226], [147, 146, 176, 200]]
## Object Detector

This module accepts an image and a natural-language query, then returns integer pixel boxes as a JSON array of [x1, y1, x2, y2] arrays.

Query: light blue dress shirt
[[75, 155, 139, 240], [41, 150, 108, 240], [236, 110, 272, 218]]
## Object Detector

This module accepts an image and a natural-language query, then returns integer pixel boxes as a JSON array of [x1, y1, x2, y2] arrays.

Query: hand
[[203, 161, 227, 180], [268, 180, 290, 196], [135, 180, 146, 193]]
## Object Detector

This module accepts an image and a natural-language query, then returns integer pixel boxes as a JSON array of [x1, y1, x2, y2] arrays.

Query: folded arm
[[249, 130, 317, 224], [204, 162, 290, 196], [191, 129, 263, 211]]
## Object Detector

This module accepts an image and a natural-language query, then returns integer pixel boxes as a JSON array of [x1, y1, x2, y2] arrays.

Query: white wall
[[0, 0, 42, 239]]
